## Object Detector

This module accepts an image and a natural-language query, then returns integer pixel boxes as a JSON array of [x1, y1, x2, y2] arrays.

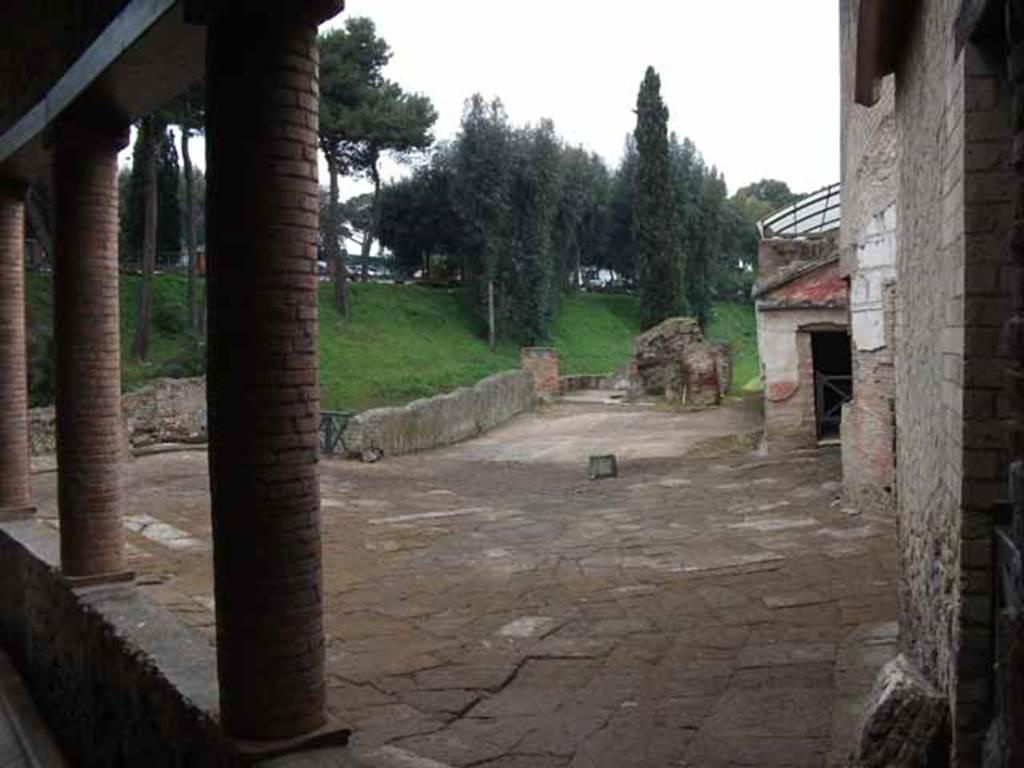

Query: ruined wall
[[890, 1, 1013, 760], [520, 347, 560, 398], [0, 519, 235, 765], [120, 377, 207, 448], [839, 0, 899, 513], [29, 377, 207, 456], [632, 317, 725, 406], [341, 370, 534, 458]]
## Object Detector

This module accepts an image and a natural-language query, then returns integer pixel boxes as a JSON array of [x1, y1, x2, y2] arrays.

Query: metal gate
[[319, 410, 354, 456], [814, 373, 852, 439]]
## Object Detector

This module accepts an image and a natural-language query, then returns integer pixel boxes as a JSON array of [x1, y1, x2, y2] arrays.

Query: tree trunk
[[181, 122, 199, 334], [132, 117, 158, 362], [487, 280, 495, 350], [327, 162, 349, 320], [361, 161, 381, 282], [574, 227, 583, 291]]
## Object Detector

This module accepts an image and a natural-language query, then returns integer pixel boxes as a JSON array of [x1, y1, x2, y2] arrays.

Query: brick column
[[521, 347, 560, 398], [51, 111, 128, 578], [204, 3, 339, 740], [0, 180, 33, 517]]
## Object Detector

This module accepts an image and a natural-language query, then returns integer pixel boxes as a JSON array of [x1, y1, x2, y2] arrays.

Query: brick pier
[[203, 1, 341, 740], [0, 182, 33, 517], [51, 111, 128, 578]]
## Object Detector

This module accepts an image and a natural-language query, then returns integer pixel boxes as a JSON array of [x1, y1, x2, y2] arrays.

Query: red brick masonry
[[204, 12, 327, 740], [51, 112, 128, 577], [0, 182, 33, 515]]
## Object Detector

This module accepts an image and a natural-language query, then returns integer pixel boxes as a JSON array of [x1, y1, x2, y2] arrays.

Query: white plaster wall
[[850, 204, 897, 352], [756, 307, 849, 388]]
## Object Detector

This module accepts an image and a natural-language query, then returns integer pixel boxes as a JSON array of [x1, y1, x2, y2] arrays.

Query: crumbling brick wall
[[838, 0, 899, 514], [633, 317, 723, 407], [520, 347, 560, 398], [29, 377, 207, 456], [877, 0, 1013, 759]]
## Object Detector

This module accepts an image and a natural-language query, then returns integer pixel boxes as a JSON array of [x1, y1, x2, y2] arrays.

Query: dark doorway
[[811, 331, 852, 440]]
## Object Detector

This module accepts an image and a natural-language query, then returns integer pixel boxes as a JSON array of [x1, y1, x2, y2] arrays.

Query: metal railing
[[759, 182, 841, 238], [815, 373, 852, 438], [319, 410, 355, 456]]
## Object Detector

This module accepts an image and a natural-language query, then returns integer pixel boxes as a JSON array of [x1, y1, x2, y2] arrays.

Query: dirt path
[[32, 398, 897, 767]]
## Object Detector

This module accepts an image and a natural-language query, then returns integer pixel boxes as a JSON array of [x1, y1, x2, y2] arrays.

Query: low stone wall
[[341, 370, 534, 458], [560, 374, 613, 393], [0, 520, 235, 766], [30, 377, 207, 456]]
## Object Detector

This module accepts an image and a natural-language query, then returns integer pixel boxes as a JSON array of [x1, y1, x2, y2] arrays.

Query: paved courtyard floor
[[34, 398, 898, 767]]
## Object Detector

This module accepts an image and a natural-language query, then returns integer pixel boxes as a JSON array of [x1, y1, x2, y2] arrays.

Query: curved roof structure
[[758, 182, 841, 238]]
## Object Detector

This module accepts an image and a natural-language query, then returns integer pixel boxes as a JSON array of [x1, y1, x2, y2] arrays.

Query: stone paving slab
[[30, 398, 898, 767]]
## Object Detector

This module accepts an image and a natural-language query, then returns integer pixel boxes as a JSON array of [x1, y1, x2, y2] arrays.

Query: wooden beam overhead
[[0, 0, 204, 184], [855, 0, 919, 107]]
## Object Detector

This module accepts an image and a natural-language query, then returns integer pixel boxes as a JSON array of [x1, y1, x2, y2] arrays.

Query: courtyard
[[32, 398, 897, 767]]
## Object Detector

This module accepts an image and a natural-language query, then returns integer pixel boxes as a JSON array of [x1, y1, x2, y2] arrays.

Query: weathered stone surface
[[29, 377, 206, 456], [839, 1, 1014, 761], [121, 377, 207, 447], [0, 519, 234, 765], [632, 317, 723, 406], [560, 368, 633, 395], [341, 371, 534, 459], [520, 347, 559, 399], [33, 399, 897, 766], [847, 655, 945, 768]]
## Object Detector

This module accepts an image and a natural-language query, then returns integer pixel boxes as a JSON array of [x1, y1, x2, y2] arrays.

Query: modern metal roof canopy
[[0, 0, 205, 184], [757, 182, 841, 238]]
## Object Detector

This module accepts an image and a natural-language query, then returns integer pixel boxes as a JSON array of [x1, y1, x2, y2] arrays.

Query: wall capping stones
[[0, 518, 242, 764], [341, 370, 535, 459]]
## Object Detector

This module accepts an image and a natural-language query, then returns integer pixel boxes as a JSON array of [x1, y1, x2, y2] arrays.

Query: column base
[[232, 719, 351, 765], [0, 505, 36, 521], [61, 569, 135, 590]]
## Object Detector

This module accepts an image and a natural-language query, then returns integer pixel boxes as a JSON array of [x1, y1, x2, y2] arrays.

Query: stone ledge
[[0, 519, 356, 766]]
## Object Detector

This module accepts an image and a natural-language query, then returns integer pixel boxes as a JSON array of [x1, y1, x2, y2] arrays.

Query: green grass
[[318, 283, 519, 411], [27, 272, 202, 394], [25, 275, 761, 410], [550, 293, 641, 376], [706, 301, 762, 392]]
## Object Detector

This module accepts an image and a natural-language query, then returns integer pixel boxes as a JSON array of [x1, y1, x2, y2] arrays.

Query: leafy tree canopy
[[634, 66, 682, 331], [731, 178, 801, 224]]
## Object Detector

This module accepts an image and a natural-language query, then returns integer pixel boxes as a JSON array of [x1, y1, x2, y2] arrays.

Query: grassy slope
[[550, 293, 641, 376], [27, 273, 201, 392], [26, 275, 760, 410], [319, 283, 519, 411], [705, 301, 761, 392]]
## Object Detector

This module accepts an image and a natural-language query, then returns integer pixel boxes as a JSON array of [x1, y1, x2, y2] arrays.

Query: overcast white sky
[[154, 1, 840, 200]]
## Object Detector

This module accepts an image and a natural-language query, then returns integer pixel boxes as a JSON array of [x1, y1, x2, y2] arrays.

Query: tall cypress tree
[[633, 66, 681, 330]]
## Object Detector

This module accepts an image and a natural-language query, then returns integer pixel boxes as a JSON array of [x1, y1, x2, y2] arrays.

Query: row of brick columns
[[0, 182, 34, 519], [0, 0, 342, 743]]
